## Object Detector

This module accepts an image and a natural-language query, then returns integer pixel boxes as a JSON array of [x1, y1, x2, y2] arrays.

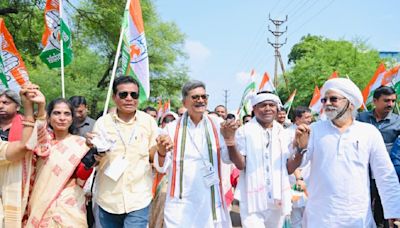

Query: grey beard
[[324, 105, 354, 121]]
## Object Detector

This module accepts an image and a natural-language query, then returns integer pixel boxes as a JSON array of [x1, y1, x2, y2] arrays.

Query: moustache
[[324, 106, 338, 111]]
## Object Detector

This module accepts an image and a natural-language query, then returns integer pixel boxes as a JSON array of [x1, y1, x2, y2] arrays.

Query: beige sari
[[0, 114, 34, 228], [25, 133, 89, 228]]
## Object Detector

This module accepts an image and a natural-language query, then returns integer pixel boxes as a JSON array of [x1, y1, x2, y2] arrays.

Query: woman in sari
[[25, 98, 94, 228]]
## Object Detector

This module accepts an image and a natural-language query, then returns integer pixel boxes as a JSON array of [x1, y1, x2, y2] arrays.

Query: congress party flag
[[0, 19, 29, 92], [121, 0, 150, 103], [39, 0, 73, 69]]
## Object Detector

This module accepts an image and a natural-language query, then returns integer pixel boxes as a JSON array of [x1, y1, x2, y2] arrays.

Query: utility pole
[[223, 89, 229, 111], [268, 14, 288, 89]]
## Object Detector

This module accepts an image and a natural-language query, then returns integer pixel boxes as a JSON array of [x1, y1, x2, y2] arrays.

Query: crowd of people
[[0, 76, 400, 228]]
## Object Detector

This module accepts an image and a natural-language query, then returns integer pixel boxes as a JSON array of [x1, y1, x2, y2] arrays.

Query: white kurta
[[154, 115, 232, 228], [302, 120, 400, 228], [234, 119, 292, 227]]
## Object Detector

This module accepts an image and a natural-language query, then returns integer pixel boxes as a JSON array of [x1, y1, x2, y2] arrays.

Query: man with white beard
[[287, 78, 400, 227]]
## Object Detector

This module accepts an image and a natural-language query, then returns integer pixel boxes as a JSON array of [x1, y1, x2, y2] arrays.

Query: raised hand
[[20, 83, 45, 105], [220, 119, 240, 146], [295, 124, 310, 149]]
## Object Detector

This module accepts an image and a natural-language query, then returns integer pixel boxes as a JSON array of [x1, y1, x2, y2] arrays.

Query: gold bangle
[[35, 114, 46, 120], [22, 121, 35, 127], [23, 118, 35, 123]]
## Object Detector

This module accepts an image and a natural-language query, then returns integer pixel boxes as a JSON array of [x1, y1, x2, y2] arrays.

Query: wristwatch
[[297, 147, 307, 155]]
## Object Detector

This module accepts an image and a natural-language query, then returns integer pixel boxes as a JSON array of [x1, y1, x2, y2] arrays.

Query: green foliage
[[1, 0, 189, 116], [29, 42, 107, 117], [278, 35, 381, 109]]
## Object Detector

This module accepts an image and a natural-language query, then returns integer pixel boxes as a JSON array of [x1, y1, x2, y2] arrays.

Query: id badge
[[104, 155, 129, 181], [202, 162, 220, 187]]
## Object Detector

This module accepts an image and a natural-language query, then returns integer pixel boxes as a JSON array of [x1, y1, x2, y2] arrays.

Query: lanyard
[[186, 119, 213, 168], [113, 119, 136, 155]]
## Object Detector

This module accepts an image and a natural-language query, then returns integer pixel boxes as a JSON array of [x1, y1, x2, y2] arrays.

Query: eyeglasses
[[191, 94, 209, 101], [118, 91, 139, 100], [320, 96, 346, 104], [163, 118, 175, 124]]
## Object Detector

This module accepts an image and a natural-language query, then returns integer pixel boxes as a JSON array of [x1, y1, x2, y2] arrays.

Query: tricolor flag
[[309, 85, 322, 114], [258, 72, 275, 93], [283, 89, 297, 111], [121, 0, 150, 103], [0, 19, 29, 92], [382, 65, 400, 91], [40, 0, 73, 68], [361, 63, 386, 105], [237, 69, 256, 117]]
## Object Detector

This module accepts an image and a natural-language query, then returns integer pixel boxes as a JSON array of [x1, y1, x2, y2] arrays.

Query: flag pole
[[103, 0, 131, 116], [59, 0, 65, 98]]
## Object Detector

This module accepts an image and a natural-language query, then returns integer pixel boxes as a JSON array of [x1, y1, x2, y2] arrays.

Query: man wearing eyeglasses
[[221, 92, 292, 227], [88, 76, 172, 228], [356, 86, 400, 228], [153, 80, 232, 228], [287, 78, 400, 227]]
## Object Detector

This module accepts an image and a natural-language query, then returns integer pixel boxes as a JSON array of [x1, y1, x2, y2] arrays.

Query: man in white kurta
[[287, 78, 400, 227], [154, 80, 232, 228], [221, 92, 292, 228]]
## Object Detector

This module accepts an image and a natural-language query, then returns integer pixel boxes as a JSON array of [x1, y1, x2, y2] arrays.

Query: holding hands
[[220, 119, 240, 146], [156, 133, 173, 157]]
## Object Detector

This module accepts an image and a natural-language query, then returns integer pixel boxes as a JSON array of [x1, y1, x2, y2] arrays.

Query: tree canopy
[[1, 0, 189, 116], [278, 35, 381, 109]]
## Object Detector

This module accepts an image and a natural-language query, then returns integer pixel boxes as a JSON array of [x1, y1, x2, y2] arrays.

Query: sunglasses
[[320, 96, 346, 104], [191, 94, 209, 101], [163, 117, 175, 124], [118, 91, 139, 99]]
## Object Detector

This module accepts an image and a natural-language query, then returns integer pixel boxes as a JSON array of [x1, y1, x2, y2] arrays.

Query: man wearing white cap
[[287, 78, 400, 227], [221, 91, 292, 227]]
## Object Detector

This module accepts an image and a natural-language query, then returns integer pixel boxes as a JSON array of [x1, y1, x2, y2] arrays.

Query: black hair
[[69, 96, 87, 108], [226, 113, 236, 120], [292, 106, 311, 121], [112, 76, 140, 95], [214, 105, 227, 111], [373, 86, 396, 99], [46, 98, 77, 134], [242, 114, 252, 122], [208, 111, 220, 117], [143, 106, 157, 113]]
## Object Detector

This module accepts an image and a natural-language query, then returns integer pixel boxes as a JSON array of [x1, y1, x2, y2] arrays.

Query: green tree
[[75, 0, 188, 110], [1, 0, 189, 116], [278, 35, 381, 108]]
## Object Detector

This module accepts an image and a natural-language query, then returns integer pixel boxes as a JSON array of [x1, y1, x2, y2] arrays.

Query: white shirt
[[234, 119, 292, 216], [154, 115, 232, 228], [302, 120, 400, 227]]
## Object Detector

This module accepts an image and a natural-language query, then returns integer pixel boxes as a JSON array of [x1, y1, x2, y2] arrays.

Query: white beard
[[324, 105, 351, 121]]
